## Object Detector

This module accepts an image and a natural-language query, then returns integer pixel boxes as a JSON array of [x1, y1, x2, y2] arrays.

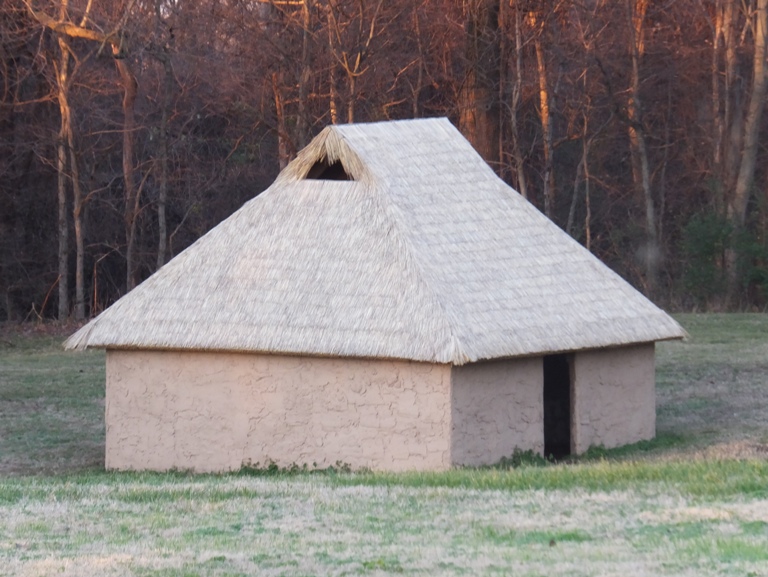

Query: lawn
[[1, 315, 768, 576], [0, 326, 104, 475]]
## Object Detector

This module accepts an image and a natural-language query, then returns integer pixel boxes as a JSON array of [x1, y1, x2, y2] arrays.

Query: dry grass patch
[[1, 471, 768, 576]]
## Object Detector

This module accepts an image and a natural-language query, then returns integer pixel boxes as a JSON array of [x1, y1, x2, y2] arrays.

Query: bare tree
[[33, 0, 88, 319], [626, 0, 659, 294], [297, 0, 313, 147], [326, 0, 385, 124], [459, 0, 501, 168], [5, 0, 768, 318], [725, 0, 768, 302], [27, 0, 143, 291], [504, 1, 529, 198], [529, 8, 555, 216], [54, 30, 70, 320]]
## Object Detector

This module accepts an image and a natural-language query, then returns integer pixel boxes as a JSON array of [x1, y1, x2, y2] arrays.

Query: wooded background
[[2, 0, 768, 321]]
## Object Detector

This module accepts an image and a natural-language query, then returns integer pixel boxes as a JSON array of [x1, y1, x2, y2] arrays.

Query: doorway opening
[[543, 354, 571, 459]]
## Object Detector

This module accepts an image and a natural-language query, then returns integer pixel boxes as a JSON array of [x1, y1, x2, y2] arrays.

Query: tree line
[[2, 0, 768, 321]]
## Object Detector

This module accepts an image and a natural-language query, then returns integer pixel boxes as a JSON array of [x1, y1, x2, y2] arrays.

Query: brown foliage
[[3, 0, 768, 318]]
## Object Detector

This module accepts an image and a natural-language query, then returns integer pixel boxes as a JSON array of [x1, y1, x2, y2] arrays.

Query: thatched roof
[[66, 118, 685, 364]]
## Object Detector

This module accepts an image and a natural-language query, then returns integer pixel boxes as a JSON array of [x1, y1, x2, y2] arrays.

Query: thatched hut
[[66, 118, 686, 472]]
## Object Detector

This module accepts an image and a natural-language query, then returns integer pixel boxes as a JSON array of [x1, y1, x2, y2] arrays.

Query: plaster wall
[[105, 350, 452, 472], [450, 357, 544, 466], [571, 343, 656, 454]]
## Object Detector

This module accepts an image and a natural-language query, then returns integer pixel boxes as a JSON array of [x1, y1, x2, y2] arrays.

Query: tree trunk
[[508, 3, 527, 198], [712, 0, 738, 198], [326, 4, 339, 125], [726, 0, 768, 303], [626, 0, 658, 295], [156, 52, 172, 270], [412, 10, 424, 117], [566, 149, 584, 237], [459, 0, 501, 169], [56, 118, 69, 320], [728, 0, 768, 224], [26, 0, 144, 299], [55, 36, 70, 321], [583, 139, 592, 251], [68, 121, 85, 320], [59, 2, 85, 320], [347, 73, 355, 124], [150, 0, 174, 271], [327, 0, 381, 125], [534, 29, 555, 217], [721, 0, 740, 196], [297, 0, 312, 147], [272, 71, 290, 169], [114, 51, 139, 291]]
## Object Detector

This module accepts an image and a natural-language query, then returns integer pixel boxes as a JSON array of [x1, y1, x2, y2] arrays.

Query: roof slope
[[66, 117, 685, 364]]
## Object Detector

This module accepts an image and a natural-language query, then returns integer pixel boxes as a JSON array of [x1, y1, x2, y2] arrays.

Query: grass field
[[0, 327, 104, 476], [1, 315, 768, 576]]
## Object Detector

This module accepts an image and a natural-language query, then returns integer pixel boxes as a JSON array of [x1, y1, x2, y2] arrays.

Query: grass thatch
[[66, 118, 685, 363]]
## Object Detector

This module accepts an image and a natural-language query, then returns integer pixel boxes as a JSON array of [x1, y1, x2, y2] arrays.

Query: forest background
[[2, 0, 768, 321]]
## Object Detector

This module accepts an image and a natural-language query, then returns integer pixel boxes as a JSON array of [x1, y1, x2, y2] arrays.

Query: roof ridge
[[290, 124, 473, 364], [368, 177, 470, 364]]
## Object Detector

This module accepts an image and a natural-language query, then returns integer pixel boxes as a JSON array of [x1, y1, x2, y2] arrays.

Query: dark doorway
[[543, 354, 571, 459]]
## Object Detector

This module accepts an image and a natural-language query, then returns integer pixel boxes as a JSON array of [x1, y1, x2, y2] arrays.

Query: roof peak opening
[[305, 159, 352, 181]]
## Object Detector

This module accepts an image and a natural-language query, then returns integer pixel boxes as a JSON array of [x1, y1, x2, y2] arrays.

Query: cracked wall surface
[[571, 343, 656, 454], [105, 344, 657, 472], [450, 357, 544, 466], [105, 350, 452, 472]]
